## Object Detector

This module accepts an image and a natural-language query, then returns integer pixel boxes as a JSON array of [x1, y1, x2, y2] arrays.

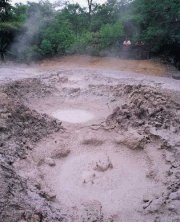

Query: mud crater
[[1, 60, 180, 222]]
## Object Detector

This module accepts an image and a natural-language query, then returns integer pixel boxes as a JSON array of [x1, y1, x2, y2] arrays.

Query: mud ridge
[[0, 86, 65, 222]]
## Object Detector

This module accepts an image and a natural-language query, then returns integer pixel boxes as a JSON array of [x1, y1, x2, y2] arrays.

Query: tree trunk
[[87, 0, 93, 16]]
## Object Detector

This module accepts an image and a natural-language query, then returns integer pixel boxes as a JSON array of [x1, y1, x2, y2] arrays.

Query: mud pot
[[0, 56, 180, 222]]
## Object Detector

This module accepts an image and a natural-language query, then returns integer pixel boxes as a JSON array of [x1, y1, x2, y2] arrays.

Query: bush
[[99, 21, 124, 49], [69, 32, 93, 54], [40, 39, 53, 55], [39, 19, 75, 56]]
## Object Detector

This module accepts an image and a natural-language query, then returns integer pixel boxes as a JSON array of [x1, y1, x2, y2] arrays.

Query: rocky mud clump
[[107, 84, 180, 131], [0, 87, 66, 222], [3, 78, 54, 101]]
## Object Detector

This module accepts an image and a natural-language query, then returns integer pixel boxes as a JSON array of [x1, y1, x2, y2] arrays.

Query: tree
[[133, 0, 180, 51], [11, 1, 55, 61], [0, 0, 12, 22], [90, 2, 117, 31], [60, 3, 88, 36], [39, 17, 74, 56], [87, 0, 98, 21], [87, 0, 93, 15], [99, 21, 124, 49], [0, 0, 15, 61]]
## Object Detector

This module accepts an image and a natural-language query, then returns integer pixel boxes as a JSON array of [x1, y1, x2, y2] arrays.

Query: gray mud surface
[[0, 57, 180, 222]]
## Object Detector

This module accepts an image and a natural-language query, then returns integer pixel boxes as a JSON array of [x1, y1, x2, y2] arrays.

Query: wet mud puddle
[[51, 109, 95, 123]]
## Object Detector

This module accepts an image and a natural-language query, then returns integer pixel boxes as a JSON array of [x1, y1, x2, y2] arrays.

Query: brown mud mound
[[0, 89, 65, 222], [114, 128, 148, 150], [106, 84, 180, 131], [3, 78, 54, 101]]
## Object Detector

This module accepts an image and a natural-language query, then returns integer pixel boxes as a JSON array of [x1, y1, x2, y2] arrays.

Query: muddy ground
[[0, 56, 180, 222]]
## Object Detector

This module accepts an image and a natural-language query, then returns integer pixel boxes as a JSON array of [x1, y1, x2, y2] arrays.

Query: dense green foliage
[[0, 0, 180, 65], [134, 0, 180, 50], [0, 0, 20, 60]]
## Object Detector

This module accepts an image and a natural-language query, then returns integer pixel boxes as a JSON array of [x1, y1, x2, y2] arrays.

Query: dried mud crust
[[0, 86, 66, 222]]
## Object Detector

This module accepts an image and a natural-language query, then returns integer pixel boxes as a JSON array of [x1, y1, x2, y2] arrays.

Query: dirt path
[[0, 57, 180, 222]]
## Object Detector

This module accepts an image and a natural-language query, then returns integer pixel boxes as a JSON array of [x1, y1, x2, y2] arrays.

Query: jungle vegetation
[[0, 0, 180, 67]]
